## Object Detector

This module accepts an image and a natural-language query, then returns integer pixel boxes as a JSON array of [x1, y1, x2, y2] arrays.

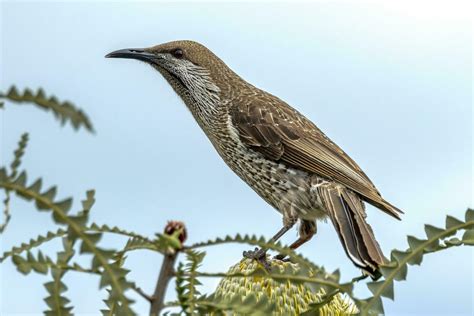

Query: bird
[[106, 40, 403, 277]]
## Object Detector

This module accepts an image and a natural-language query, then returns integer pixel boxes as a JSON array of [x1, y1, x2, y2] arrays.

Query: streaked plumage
[[106, 40, 403, 276]]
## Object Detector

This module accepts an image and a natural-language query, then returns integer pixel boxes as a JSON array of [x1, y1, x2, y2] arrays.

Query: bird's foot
[[243, 247, 271, 270]]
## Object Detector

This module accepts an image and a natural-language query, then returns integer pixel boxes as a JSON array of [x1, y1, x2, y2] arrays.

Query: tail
[[317, 183, 386, 278]]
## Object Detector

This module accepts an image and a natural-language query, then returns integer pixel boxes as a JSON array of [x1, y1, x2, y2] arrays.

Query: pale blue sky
[[1, 1, 472, 315]]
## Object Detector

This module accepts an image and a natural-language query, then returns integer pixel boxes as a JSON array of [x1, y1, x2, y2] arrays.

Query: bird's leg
[[273, 235, 313, 261], [274, 219, 317, 261], [243, 216, 297, 269]]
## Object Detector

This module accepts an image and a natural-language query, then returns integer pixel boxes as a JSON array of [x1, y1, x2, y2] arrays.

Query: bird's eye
[[172, 49, 184, 59]]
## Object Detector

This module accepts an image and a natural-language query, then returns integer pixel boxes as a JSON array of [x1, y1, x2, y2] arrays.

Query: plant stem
[[150, 252, 178, 316]]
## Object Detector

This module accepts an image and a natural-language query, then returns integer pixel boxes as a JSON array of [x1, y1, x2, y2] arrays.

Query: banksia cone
[[214, 258, 358, 315]]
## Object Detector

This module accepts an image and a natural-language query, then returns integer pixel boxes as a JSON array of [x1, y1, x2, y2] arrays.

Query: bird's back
[[225, 88, 402, 219]]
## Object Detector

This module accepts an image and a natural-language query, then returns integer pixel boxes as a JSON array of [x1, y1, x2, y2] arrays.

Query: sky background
[[0, 0, 472, 315]]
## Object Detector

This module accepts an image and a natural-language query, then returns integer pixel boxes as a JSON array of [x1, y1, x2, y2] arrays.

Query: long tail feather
[[317, 183, 386, 277]]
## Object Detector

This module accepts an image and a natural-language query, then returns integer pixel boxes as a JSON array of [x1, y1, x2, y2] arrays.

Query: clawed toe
[[243, 247, 271, 270], [242, 247, 262, 259]]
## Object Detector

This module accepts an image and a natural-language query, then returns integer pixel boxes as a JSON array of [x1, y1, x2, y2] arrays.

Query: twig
[[131, 283, 153, 302], [150, 252, 178, 315]]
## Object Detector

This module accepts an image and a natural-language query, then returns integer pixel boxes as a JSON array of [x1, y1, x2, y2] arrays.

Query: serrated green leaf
[[363, 209, 474, 315], [54, 198, 73, 214], [0, 228, 66, 262], [13, 171, 27, 186], [1, 86, 94, 132], [36, 187, 57, 210], [445, 237, 463, 246], [407, 235, 426, 250], [406, 251, 423, 265], [446, 215, 464, 229], [27, 178, 43, 193], [12, 254, 32, 274], [390, 249, 410, 263], [461, 229, 474, 245], [379, 263, 407, 281], [367, 280, 394, 300], [9, 133, 29, 180], [424, 224, 444, 239], [81, 190, 95, 213], [367, 296, 384, 315], [466, 209, 474, 222]]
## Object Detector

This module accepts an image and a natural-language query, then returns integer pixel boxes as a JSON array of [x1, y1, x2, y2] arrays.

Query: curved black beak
[[105, 48, 157, 62]]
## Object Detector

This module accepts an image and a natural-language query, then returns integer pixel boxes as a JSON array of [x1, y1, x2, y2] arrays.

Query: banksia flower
[[214, 258, 358, 315]]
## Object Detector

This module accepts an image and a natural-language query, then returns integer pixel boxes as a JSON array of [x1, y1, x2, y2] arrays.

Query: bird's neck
[[181, 79, 223, 133], [160, 64, 249, 136]]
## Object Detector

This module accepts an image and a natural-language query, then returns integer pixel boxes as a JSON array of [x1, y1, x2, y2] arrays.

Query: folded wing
[[230, 95, 403, 219]]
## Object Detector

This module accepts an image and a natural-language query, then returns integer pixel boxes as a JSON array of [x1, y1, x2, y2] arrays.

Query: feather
[[230, 96, 403, 219], [316, 183, 385, 276]]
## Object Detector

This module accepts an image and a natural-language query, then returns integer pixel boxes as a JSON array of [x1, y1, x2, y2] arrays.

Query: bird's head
[[106, 40, 234, 101]]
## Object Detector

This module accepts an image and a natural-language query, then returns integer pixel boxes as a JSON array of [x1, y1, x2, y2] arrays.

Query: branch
[[149, 221, 186, 316], [150, 252, 178, 315]]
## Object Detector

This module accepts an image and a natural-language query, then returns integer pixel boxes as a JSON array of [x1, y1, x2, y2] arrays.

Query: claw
[[243, 247, 271, 271]]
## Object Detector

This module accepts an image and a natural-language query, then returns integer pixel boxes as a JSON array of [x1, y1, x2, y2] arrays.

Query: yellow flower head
[[214, 258, 358, 315]]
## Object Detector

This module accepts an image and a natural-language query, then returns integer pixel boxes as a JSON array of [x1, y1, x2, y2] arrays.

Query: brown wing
[[230, 94, 402, 219]]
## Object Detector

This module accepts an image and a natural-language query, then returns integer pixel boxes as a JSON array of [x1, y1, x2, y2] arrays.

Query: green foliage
[[44, 237, 75, 315], [359, 209, 474, 315], [1, 133, 29, 233], [1, 229, 66, 262], [2, 85, 472, 315], [175, 250, 206, 315], [187, 234, 324, 274], [12, 250, 53, 275], [0, 86, 94, 132], [0, 172, 135, 315]]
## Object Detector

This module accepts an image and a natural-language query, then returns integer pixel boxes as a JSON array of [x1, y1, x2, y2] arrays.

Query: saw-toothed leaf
[[446, 215, 464, 229], [44, 281, 67, 294], [187, 233, 322, 273], [424, 224, 445, 239], [407, 251, 423, 265], [465, 209, 474, 222], [29, 252, 49, 274], [54, 198, 73, 214], [78, 233, 102, 253], [0, 174, 133, 313], [407, 235, 426, 250], [331, 269, 341, 282], [35, 187, 57, 210], [13, 171, 27, 186], [367, 280, 394, 300], [379, 263, 407, 281], [390, 249, 410, 263], [1, 86, 94, 132], [81, 190, 95, 213], [445, 237, 463, 246], [368, 296, 384, 315], [27, 178, 43, 193], [12, 254, 32, 274], [42, 186, 57, 200], [0, 228, 67, 262], [68, 214, 88, 227], [9, 133, 29, 179], [461, 229, 474, 245], [0, 168, 7, 180], [362, 210, 474, 315]]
